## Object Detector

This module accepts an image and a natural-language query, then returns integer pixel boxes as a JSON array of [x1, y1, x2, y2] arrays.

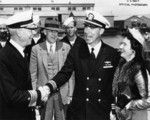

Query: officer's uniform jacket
[[51, 40, 120, 120], [0, 42, 35, 120]]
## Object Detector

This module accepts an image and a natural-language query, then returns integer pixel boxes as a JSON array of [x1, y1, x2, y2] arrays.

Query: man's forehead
[[0, 24, 7, 28]]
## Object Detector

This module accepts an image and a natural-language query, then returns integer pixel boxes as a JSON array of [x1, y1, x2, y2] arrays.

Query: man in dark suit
[[60, 17, 85, 113], [0, 10, 48, 120], [61, 17, 84, 48], [25, 15, 46, 62], [42, 10, 120, 120]]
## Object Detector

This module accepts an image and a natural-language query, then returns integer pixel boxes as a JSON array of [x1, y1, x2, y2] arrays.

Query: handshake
[[38, 85, 50, 103]]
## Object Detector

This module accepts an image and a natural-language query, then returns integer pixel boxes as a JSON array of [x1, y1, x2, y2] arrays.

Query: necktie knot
[[91, 48, 94, 53]]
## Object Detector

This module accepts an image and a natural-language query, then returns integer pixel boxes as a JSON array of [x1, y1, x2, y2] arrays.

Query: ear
[[43, 29, 47, 35], [99, 28, 105, 35], [74, 27, 77, 32]]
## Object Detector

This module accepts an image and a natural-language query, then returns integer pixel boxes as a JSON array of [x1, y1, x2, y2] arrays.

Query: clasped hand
[[38, 86, 50, 102]]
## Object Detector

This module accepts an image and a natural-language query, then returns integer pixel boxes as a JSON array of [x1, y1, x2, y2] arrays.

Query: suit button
[[98, 89, 101, 92], [86, 88, 89, 91], [87, 77, 89, 80], [86, 98, 89, 102], [98, 99, 101, 102], [98, 78, 101, 81]]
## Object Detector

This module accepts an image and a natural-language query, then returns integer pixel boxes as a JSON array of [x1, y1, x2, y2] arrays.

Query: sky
[[1, 0, 150, 16]]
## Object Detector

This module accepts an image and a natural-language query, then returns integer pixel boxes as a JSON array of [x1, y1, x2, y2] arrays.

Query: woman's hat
[[128, 28, 145, 46]]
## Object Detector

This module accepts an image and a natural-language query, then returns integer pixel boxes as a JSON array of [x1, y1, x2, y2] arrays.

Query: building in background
[[114, 15, 150, 28], [0, 0, 94, 27]]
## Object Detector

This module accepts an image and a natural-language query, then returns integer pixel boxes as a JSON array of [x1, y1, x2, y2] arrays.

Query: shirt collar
[[69, 36, 77, 46], [46, 41, 56, 53], [0, 41, 6, 47], [33, 34, 41, 44], [88, 41, 102, 58], [9, 39, 25, 57]]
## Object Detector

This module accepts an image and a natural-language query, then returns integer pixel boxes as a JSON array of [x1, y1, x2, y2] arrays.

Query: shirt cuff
[[28, 90, 37, 107], [125, 101, 131, 109]]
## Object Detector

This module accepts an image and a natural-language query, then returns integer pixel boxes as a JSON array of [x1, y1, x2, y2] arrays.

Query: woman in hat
[[112, 28, 150, 120]]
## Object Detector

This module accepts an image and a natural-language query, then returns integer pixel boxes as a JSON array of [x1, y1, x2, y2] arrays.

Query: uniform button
[[28, 97, 30, 101], [86, 88, 89, 91], [98, 89, 101, 92], [87, 77, 89, 80], [98, 78, 101, 81], [86, 98, 89, 102], [98, 99, 101, 102]]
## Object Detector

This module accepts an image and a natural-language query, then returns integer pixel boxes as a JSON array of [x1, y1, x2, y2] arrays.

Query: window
[[87, 7, 91, 10], [72, 7, 76, 11], [68, 7, 71, 11], [0, 7, 3, 11], [33, 7, 37, 11], [51, 7, 55, 10], [38, 7, 41, 11], [19, 7, 23, 10], [56, 7, 59, 11], [14, 7, 18, 10], [83, 7, 86, 10]]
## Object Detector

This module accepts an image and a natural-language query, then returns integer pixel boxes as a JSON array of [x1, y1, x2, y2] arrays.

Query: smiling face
[[84, 23, 104, 47], [44, 29, 58, 44], [66, 21, 76, 37], [119, 37, 134, 61], [17, 28, 34, 46]]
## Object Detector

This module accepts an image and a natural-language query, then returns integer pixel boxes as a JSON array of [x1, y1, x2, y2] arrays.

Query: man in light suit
[[42, 10, 120, 120], [30, 18, 74, 120]]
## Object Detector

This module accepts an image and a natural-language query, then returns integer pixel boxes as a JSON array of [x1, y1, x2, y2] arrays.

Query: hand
[[43, 85, 50, 95], [38, 86, 49, 102], [110, 111, 117, 120]]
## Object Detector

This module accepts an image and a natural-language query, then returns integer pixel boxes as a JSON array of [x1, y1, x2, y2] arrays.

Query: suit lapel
[[79, 42, 91, 77], [39, 42, 49, 73], [0, 43, 2, 49], [7, 42, 28, 73], [57, 41, 64, 70]]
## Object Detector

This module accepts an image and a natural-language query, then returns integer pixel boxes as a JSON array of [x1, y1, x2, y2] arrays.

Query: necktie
[[49, 44, 53, 55], [23, 49, 28, 60], [89, 48, 96, 71], [90, 48, 95, 59]]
